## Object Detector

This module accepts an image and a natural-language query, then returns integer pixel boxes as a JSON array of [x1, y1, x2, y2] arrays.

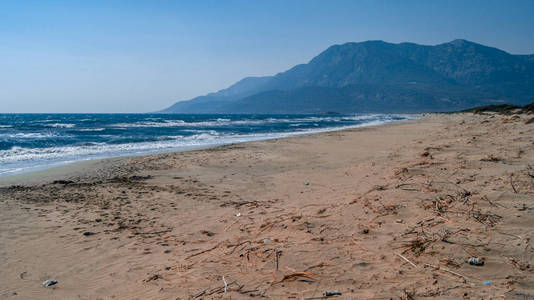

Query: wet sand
[[1, 113, 533, 299]]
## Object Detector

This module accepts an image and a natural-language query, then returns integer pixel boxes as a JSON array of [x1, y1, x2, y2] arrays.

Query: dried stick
[[135, 229, 173, 235], [510, 174, 518, 193], [193, 290, 206, 298], [397, 253, 417, 268], [496, 231, 522, 240], [424, 263, 469, 282], [186, 241, 223, 259], [227, 240, 251, 254]]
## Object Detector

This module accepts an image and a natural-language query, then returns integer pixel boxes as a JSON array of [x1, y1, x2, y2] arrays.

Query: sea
[[0, 113, 415, 177]]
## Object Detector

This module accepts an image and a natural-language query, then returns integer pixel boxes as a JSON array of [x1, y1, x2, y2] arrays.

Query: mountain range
[[161, 39, 534, 114]]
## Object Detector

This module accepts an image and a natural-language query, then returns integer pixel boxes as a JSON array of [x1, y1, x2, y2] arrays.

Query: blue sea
[[0, 113, 414, 177]]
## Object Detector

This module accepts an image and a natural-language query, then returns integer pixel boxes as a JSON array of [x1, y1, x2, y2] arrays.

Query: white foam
[[47, 123, 76, 128], [0, 132, 61, 139], [109, 115, 390, 129], [77, 128, 105, 132]]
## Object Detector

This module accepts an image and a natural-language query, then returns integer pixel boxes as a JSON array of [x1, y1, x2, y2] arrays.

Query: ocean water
[[0, 113, 414, 177]]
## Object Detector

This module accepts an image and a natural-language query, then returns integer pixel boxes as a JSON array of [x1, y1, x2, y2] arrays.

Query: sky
[[1, 0, 534, 113]]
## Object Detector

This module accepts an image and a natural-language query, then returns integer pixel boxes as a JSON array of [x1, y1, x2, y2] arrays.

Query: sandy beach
[[1, 112, 533, 299]]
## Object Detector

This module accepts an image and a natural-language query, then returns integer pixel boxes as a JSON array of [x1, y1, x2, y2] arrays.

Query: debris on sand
[[467, 257, 485, 266], [323, 290, 342, 297], [42, 279, 58, 287]]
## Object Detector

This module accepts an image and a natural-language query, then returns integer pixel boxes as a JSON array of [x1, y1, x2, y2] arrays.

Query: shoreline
[[0, 116, 417, 187], [1, 112, 533, 299]]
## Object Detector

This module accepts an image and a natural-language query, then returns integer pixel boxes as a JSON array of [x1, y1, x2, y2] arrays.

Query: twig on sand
[[239, 289, 259, 294], [200, 280, 237, 296], [186, 241, 224, 259], [397, 253, 417, 268], [275, 250, 282, 271], [273, 272, 317, 285], [193, 290, 206, 298], [305, 262, 329, 271], [510, 174, 518, 193], [527, 165, 534, 179], [134, 229, 172, 235], [496, 231, 522, 240], [227, 240, 251, 254], [424, 263, 469, 282], [403, 289, 415, 300], [395, 183, 419, 191], [481, 195, 507, 208], [224, 218, 240, 231]]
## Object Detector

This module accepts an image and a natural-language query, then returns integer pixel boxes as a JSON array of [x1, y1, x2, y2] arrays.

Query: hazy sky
[[1, 0, 534, 113]]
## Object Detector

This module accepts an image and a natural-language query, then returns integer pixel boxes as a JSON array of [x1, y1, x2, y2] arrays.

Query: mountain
[[161, 39, 534, 114]]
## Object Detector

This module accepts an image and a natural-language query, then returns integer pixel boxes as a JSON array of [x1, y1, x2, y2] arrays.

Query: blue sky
[[1, 0, 534, 113]]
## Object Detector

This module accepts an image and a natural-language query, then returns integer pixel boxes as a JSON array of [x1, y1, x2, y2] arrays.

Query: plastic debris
[[468, 257, 485, 266], [483, 281, 492, 285], [42, 279, 58, 287], [304, 181, 310, 185], [323, 291, 342, 297], [235, 213, 241, 217]]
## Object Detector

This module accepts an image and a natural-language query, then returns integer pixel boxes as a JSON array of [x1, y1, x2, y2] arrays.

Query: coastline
[[0, 116, 416, 187], [1, 112, 533, 299]]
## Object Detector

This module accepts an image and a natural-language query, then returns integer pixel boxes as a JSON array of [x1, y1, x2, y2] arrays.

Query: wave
[[108, 114, 397, 129], [47, 123, 76, 128], [0, 117, 407, 165], [76, 128, 106, 132], [0, 132, 61, 139], [0, 114, 417, 177]]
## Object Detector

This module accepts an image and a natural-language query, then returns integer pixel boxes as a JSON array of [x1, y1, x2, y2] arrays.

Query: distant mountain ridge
[[161, 39, 534, 114]]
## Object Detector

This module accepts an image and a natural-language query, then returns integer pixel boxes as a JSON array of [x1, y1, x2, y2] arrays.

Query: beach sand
[[1, 113, 533, 299]]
